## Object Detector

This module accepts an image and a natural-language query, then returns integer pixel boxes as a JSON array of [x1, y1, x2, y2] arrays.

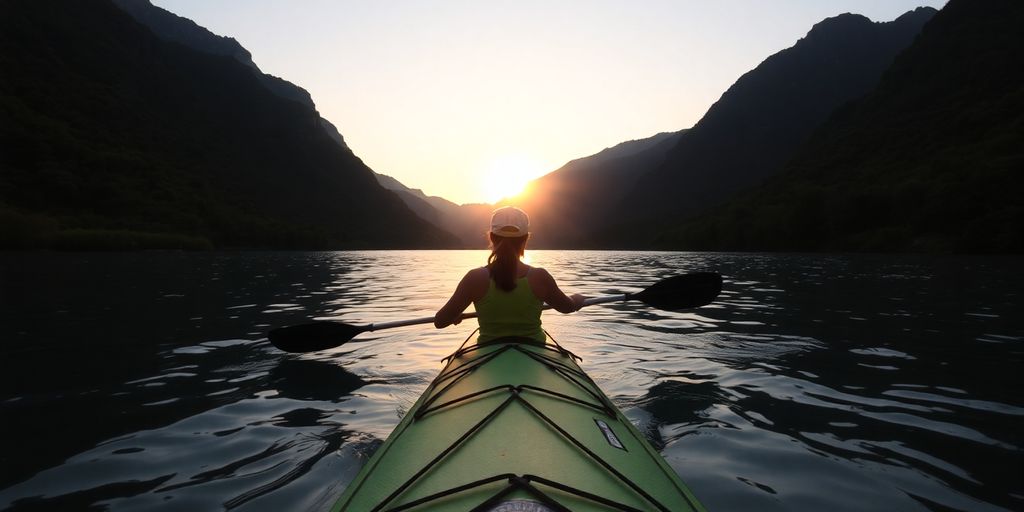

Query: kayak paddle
[[268, 271, 722, 353]]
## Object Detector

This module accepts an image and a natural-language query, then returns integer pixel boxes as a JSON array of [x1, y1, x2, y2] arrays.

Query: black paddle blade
[[268, 322, 367, 353], [630, 272, 723, 310]]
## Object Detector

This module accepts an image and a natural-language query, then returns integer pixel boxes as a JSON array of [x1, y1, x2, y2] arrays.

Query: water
[[1, 251, 1021, 511]]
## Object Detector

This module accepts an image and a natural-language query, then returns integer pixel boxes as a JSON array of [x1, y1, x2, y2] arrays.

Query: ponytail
[[487, 232, 528, 292]]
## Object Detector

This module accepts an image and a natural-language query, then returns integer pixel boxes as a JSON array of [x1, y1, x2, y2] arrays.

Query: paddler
[[434, 206, 586, 343]]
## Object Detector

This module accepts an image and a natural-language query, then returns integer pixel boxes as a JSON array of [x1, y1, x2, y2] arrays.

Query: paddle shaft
[[360, 294, 628, 333], [269, 272, 721, 352]]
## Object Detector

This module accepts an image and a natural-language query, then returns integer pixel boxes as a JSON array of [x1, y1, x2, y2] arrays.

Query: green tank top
[[475, 275, 545, 344]]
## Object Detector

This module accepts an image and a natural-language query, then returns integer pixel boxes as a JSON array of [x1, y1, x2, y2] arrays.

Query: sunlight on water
[[1, 251, 1022, 511]]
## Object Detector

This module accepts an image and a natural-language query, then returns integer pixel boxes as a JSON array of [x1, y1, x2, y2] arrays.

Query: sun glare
[[479, 155, 547, 203]]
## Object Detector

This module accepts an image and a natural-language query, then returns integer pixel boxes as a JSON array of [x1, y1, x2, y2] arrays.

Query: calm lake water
[[1, 251, 1021, 511]]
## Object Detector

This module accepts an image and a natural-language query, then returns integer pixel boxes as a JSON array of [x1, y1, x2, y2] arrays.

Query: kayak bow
[[333, 336, 706, 512]]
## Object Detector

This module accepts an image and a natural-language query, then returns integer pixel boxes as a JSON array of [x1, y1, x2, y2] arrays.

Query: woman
[[434, 206, 585, 343]]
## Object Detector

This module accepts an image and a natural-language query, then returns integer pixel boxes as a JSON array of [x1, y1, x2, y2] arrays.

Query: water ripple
[[1, 251, 1021, 511]]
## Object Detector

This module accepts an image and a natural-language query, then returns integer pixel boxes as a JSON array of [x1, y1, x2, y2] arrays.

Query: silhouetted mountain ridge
[[561, 131, 684, 168], [0, 0, 454, 249], [111, 0, 256, 69], [374, 130, 687, 248], [373, 171, 493, 248], [656, 0, 1023, 253], [112, 0, 353, 152], [600, 8, 936, 245], [509, 131, 687, 247]]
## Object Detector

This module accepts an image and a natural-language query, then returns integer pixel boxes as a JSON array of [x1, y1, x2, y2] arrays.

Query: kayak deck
[[333, 337, 706, 511]]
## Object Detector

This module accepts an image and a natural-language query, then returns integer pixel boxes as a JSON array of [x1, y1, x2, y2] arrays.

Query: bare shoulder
[[528, 266, 553, 279], [461, 267, 491, 297], [464, 267, 490, 285], [527, 266, 556, 289]]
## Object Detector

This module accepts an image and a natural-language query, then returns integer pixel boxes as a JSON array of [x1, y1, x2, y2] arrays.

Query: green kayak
[[333, 336, 706, 512]]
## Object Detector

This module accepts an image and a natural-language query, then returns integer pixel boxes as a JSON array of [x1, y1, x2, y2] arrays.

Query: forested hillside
[[0, 0, 456, 249], [657, 0, 1023, 253]]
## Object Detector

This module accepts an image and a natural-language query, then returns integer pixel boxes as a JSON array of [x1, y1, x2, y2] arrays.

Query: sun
[[479, 155, 547, 203]]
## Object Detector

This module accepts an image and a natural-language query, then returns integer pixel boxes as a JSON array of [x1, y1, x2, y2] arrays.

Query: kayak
[[332, 335, 706, 512]]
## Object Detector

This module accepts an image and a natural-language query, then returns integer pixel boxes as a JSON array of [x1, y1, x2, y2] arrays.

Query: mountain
[[657, 0, 1023, 253], [372, 130, 686, 248], [110, 0, 351, 151], [374, 172, 493, 248], [374, 172, 446, 226], [506, 131, 686, 248], [0, 0, 456, 249], [600, 8, 936, 245], [110, 0, 259, 72]]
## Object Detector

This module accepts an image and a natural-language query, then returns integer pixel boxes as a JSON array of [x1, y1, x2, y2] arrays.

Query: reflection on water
[[269, 359, 369, 403], [1, 251, 1021, 511]]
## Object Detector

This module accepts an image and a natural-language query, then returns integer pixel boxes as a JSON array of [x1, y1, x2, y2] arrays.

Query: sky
[[151, 0, 947, 205]]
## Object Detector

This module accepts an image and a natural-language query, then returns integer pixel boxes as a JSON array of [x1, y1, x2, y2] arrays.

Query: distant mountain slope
[[561, 131, 685, 168], [374, 172, 444, 226], [603, 8, 936, 245], [659, 0, 1023, 253], [0, 0, 455, 249], [509, 131, 686, 247], [374, 172, 493, 248], [376, 130, 688, 248]]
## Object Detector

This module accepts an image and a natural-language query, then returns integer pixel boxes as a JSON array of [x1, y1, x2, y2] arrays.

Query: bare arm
[[529, 268, 585, 314], [434, 268, 488, 328]]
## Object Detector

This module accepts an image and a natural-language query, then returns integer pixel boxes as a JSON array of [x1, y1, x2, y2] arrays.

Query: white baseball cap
[[490, 206, 530, 237]]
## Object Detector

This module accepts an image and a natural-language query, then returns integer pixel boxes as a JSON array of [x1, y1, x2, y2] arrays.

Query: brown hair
[[487, 232, 528, 292]]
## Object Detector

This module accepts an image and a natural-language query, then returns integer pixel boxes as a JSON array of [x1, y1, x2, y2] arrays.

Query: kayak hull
[[333, 337, 706, 512]]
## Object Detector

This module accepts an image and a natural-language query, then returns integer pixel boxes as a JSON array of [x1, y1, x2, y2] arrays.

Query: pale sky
[[151, 0, 946, 205]]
